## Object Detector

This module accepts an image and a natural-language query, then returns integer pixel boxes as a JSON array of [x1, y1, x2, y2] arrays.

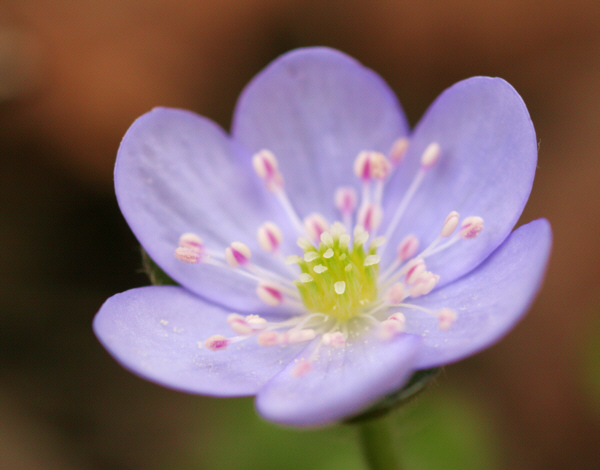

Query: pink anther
[[227, 314, 253, 336], [252, 149, 283, 191], [256, 283, 284, 306], [204, 335, 230, 351], [304, 213, 329, 242], [257, 331, 281, 346], [354, 151, 391, 180], [405, 259, 426, 285], [322, 331, 346, 348], [409, 272, 439, 297], [386, 283, 407, 304], [224, 242, 251, 267], [389, 137, 409, 166], [397, 234, 419, 261], [178, 233, 204, 251], [257, 222, 283, 253], [292, 359, 312, 377], [460, 216, 484, 239], [284, 329, 316, 344], [175, 246, 202, 264], [358, 203, 383, 233], [438, 309, 457, 330], [441, 211, 460, 238], [334, 187, 358, 215]]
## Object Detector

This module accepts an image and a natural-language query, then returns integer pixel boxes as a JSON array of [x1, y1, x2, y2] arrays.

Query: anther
[[441, 211, 460, 238], [256, 283, 284, 306], [322, 331, 346, 348], [304, 213, 329, 242], [354, 151, 391, 181], [257, 222, 283, 253], [420, 142, 441, 169], [358, 203, 383, 233], [284, 329, 316, 344], [387, 283, 407, 304], [398, 235, 419, 261], [304, 251, 320, 262], [224, 242, 251, 267], [227, 314, 253, 336], [405, 259, 426, 285], [205, 335, 230, 351], [380, 314, 406, 339], [320, 231, 334, 247], [313, 265, 328, 274], [353, 151, 372, 180], [460, 216, 484, 239], [252, 149, 283, 191], [364, 255, 380, 267], [389, 137, 409, 166], [292, 359, 312, 377], [299, 273, 314, 283], [438, 309, 457, 330], [335, 187, 358, 215], [175, 247, 202, 264], [178, 233, 203, 250], [323, 248, 334, 259], [409, 272, 440, 297], [257, 331, 281, 346]]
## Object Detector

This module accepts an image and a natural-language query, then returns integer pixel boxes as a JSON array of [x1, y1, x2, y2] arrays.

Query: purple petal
[[382, 77, 537, 286], [255, 333, 421, 426], [232, 47, 409, 222], [407, 219, 552, 369], [115, 107, 295, 313], [93, 286, 306, 396]]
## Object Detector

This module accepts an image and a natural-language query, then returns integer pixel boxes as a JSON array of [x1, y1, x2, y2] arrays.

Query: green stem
[[358, 416, 403, 470]]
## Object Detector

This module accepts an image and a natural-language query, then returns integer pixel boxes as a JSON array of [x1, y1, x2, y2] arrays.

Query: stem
[[358, 415, 402, 470]]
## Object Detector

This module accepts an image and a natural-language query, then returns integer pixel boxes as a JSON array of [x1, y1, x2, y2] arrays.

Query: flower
[[94, 47, 552, 427]]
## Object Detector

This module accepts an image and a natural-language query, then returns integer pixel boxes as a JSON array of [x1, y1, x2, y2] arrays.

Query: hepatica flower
[[94, 48, 552, 427]]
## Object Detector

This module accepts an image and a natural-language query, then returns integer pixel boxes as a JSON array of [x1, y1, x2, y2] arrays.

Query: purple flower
[[94, 48, 552, 427]]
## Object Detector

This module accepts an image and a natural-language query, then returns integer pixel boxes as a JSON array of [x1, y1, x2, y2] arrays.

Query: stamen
[[252, 149, 283, 191], [460, 216, 484, 239], [357, 203, 383, 234], [224, 242, 251, 267], [353, 151, 391, 181], [322, 331, 346, 348], [256, 283, 284, 306], [204, 335, 230, 351], [398, 235, 419, 261], [292, 359, 312, 377], [389, 137, 409, 166], [257, 331, 281, 346], [441, 211, 460, 238], [420, 142, 441, 169], [438, 308, 457, 329], [284, 329, 317, 344], [175, 246, 202, 264], [386, 283, 407, 304], [178, 233, 204, 250], [334, 281, 346, 295], [304, 213, 329, 243], [335, 186, 358, 230], [320, 231, 334, 247], [257, 222, 283, 253]]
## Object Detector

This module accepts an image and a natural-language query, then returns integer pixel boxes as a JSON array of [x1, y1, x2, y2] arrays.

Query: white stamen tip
[[389, 137, 409, 166], [387, 283, 407, 304], [398, 234, 419, 261], [364, 255, 381, 267], [334, 281, 346, 295], [304, 213, 329, 243], [297, 237, 313, 251], [252, 149, 283, 191], [322, 331, 346, 348], [304, 251, 320, 262], [335, 187, 358, 215], [285, 255, 303, 265], [323, 248, 334, 259], [257, 221, 283, 252], [460, 216, 484, 239], [339, 233, 351, 249], [313, 264, 328, 274], [320, 231, 334, 247], [421, 142, 441, 169], [299, 273, 314, 283], [256, 283, 284, 306], [438, 309, 457, 330], [225, 242, 251, 267], [175, 246, 202, 264], [205, 335, 230, 351], [371, 236, 386, 249], [441, 211, 460, 238]]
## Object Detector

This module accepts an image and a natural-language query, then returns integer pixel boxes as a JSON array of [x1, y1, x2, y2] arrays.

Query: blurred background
[[1, 1, 599, 469]]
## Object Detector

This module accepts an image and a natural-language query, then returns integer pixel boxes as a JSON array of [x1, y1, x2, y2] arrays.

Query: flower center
[[291, 224, 381, 321]]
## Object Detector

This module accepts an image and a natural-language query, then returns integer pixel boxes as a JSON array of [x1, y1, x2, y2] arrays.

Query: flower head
[[94, 48, 552, 427]]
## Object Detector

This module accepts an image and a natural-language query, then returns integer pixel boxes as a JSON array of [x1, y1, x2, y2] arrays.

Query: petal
[[255, 333, 421, 426], [382, 77, 537, 286], [407, 219, 552, 369], [93, 286, 306, 396], [232, 47, 409, 222], [115, 107, 294, 313]]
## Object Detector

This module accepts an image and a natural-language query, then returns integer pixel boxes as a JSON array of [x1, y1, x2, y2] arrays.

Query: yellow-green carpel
[[292, 223, 382, 322]]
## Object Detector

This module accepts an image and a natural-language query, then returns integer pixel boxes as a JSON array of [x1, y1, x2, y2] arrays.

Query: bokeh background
[[2, 1, 600, 469]]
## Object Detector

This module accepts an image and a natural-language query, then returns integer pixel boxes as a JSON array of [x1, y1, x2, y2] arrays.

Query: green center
[[293, 226, 380, 321]]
